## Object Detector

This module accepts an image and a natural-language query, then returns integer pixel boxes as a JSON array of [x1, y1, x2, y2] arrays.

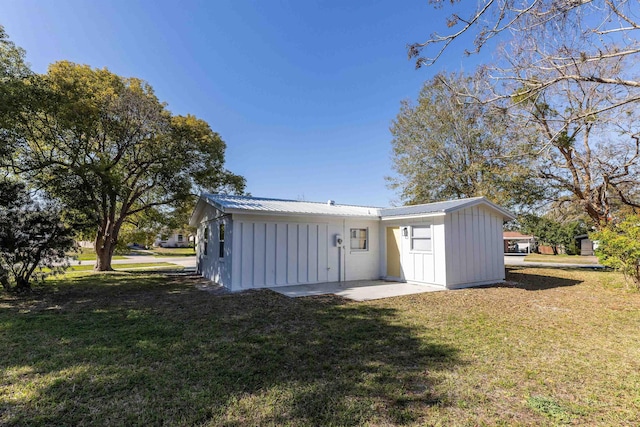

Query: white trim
[[381, 212, 446, 221], [224, 208, 379, 219]]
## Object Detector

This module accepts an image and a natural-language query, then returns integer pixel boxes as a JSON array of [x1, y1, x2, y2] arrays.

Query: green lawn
[[524, 254, 600, 264], [151, 246, 196, 257], [70, 246, 195, 261], [1, 268, 639, 426], [70, 248, 126, 261], [67, 262, 182, 272]]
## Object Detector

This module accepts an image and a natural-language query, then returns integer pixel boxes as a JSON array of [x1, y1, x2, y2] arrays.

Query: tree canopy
[[388, 72, 545, 209], [1, 40, 245, 270], [405, 1, 640, 226]]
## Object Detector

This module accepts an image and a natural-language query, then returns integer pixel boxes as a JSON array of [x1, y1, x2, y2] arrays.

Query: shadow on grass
[[0, 273, 459, 426], [505, 267, 584, 291]]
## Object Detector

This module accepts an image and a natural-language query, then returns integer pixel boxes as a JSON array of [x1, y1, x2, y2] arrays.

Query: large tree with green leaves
[[388, 72, 545, 209], [3, 56, 245, 270], [0, 26, 31, 162]]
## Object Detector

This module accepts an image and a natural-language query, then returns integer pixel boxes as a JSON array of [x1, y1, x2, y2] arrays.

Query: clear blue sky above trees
[[2, 0, 483, 207]]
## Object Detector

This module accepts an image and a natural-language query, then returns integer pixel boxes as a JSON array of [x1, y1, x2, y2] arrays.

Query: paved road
[[504, 255, 603, 269]]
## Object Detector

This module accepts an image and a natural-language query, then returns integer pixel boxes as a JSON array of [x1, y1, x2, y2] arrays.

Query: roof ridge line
[[204, 193, 381, 209]]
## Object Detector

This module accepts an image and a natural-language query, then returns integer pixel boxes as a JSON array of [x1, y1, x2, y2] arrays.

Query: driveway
[[269, 280, 445, 301]]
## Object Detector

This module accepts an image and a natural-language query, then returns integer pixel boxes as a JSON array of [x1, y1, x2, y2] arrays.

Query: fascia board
[[224, 208, 379, 220], [380, 212, 446, 221], [446, 198, 515, 221]]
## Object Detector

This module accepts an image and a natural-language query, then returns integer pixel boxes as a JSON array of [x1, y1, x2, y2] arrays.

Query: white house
[[189, 194, 515, 292], [154, 232, 191, 248]]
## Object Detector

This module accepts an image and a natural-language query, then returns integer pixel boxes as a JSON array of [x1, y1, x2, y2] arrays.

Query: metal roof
[[381, 197, 480, 217], [191, 194, 515, 224], [380, 197, 515, 220], [201, 193, 381, 217]]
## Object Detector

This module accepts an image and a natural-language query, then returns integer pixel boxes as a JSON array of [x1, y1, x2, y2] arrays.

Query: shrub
[[0, 181, 75, 292], [591, 215, 640, 288]]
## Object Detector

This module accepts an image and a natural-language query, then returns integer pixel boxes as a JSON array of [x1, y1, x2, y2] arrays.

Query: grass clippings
[[1, 267, 639, 426]]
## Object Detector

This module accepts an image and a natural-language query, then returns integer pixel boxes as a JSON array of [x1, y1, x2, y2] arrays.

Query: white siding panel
[[478, 212, 487, 281], [308, 225, 319, 283], [265, 223, 276, 286], [465, 211, 473, 281], [450, 212, 461, 284], [298, 224, 309, 284], [443, 206, 507, 289], [253, 222, 266, 287], [471, 209, 478, 278], [232, 219, 334, 288], [431, 217, 445, 284], [287, 224, 298, 284], [485, 212, 493, 281], [241, 222, 254, 288], [495, 215, 505, 277], [318, 224, 329, 283], [275, 223, 288, 285]]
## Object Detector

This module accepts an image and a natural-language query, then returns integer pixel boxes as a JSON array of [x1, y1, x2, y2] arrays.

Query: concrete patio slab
[[269, 280, 445, 301]]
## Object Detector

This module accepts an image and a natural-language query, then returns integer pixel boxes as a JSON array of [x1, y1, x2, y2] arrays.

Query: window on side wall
[[219, 223, 225, 258], [203, 227, 208, 256], [411, 225, 432, 252], [350, 228, 368, 251]]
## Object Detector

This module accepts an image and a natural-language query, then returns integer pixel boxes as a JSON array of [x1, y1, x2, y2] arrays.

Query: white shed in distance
[[189, 194, 515, 292]]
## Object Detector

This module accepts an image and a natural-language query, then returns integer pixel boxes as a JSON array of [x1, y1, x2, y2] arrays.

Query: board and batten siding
[[444, 205, 505, 288], [229, 215, 380, 290], [231, 220, 330, 290]]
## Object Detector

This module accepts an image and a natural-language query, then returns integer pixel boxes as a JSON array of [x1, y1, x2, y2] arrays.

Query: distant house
[[190, 194, 515, 292], [575, 234, 597, 256], [154, 232, 191, 248], [76, 240, 94, 249], [503, 231, 536, 254]]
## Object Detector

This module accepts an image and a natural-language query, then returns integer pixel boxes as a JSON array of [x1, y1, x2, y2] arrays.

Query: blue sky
[[2, 0, 484, 207]]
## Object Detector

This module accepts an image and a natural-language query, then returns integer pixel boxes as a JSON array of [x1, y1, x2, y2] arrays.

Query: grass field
[[66, 262, 182, 272], [152, 246, 196, 257], [70, 247, 195, 261], [71, 248, 126, 261], [1, 267, 639, 426], [523, 254, 600, 264]]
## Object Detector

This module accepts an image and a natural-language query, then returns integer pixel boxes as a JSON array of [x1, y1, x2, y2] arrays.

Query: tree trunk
[[14, 276, 31, 293], [94, 231, 116, 271]]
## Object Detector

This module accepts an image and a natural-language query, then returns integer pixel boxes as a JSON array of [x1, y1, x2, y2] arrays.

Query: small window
[[203, 227, 208, 255], [177, 234, 184, 242], [411, 225, 432, 252], [219, 223, 225, 258], [350, 228, 368, 251]]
